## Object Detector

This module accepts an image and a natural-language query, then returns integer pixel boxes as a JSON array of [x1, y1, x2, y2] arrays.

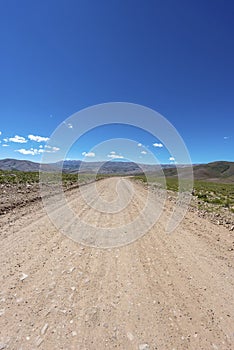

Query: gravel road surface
[[0, 177, 233, 349]]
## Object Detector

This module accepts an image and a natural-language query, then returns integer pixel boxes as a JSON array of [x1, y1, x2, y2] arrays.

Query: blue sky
[[0, 0, 233, 164]]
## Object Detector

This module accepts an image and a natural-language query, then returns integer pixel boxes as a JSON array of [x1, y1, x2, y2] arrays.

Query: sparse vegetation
[[133, 174, 234, 212], [0, 170, 40, 184], [0, 170, 108, 185]]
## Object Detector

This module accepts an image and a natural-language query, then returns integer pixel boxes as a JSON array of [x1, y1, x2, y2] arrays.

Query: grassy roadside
[[0, 170, 108, 186], [133, 174, 234, 213]]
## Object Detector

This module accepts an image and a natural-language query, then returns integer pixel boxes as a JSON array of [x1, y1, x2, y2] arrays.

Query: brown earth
[[0, 177, 233, 350]]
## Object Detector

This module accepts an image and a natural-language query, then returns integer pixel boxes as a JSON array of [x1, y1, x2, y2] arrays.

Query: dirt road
[[0, 177, 233, 349]]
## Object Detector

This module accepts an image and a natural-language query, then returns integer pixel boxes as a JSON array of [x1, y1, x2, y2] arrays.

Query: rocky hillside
[[163, 161, 234, 183]]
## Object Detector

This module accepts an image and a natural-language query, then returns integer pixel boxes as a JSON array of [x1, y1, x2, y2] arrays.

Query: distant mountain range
[[0, 158, 233, 183], [0, 158, 188, 173]]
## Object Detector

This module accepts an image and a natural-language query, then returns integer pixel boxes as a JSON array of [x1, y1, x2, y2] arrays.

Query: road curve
[[0, 177, 233, 349]]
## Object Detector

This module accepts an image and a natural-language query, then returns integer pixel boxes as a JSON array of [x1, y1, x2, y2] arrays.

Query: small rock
[[71, 286, 76, 291], [127, 332, 134, 341], [35, 336, 44, 347], [68, 267, 75, 273], [72, 331, 77, 336], [139, 344, 150, 350], [68, 293, 74, 301], [0, 343, 7, 350], [19, 273, 28, 281], [41, 323, 49, 335], [0, 309, 5, 316], [60, 309, 67, 314]]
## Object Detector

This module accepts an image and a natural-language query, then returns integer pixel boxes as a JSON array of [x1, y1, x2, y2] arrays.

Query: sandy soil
[[0, 177, 233, 350]]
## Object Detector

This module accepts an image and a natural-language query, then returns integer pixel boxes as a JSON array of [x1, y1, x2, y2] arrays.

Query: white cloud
[[39, 145, 43, 148], [29, 148, 44, 154], [224, 136, 229, 139], [2, 144, 9, 147], [137, 143, 142, 147], [153, 143, 163, 148], [9, 135, 27, 143], [42, 146, 59, 154], [82, 151, 95, 157], [28, 134, 49, 142], [52, 146, 60, 152], [44, 145, 60, 152], [110, 151, 116, 154], [141, 150, 147, 155], [3, 138, 8, 142], [15, 146, 59, 156], [107, 153, 124, 159], [63, 121, 73, 129], [0, 131, 1, 135], [16, 149, 36, 155], [169, 157, 175, 161]]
